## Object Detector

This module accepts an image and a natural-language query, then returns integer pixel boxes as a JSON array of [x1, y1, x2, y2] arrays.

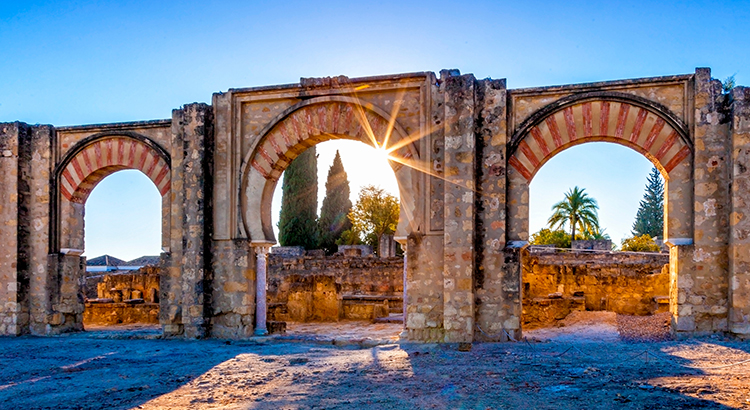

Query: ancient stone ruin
[[2, 68, 750, 342]]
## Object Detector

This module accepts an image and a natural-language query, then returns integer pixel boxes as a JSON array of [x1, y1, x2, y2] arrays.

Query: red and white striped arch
[[249, 101, 414, 181], [60, 137, 170, 204], [509, 100, 691, 181]]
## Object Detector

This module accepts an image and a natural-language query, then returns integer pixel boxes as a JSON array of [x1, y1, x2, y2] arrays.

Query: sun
[[374, 145, 391, 164]]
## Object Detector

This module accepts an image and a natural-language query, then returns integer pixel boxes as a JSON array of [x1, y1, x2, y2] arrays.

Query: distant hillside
[[87, 255, 160, 267], [127, 255, 161, 266], [86, 255, 126, 266]]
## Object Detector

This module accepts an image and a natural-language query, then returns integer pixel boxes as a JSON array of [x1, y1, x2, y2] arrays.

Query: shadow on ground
[[1, 325, 748, 409]]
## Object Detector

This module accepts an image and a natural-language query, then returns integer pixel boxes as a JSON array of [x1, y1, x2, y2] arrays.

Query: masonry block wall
[[522, 250, 669, 314], [2, 68, 750, 342]]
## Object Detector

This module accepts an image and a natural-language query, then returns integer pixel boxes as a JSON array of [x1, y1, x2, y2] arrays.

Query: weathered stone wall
[[267, 254, 403, 322], [84, 267, 160, 302], [268, 254, 403, 300], [83, 303, 159, 326], [3, 68, 750, 342], [522, 250, 669, 328]]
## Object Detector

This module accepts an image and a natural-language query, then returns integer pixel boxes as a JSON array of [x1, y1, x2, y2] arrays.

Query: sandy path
[[2, 320, 750, 409]]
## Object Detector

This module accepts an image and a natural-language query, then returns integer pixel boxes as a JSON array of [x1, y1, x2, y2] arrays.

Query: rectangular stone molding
[[46, 253, 85, 333], [729, 86, 750, 336], [442, 73, 476, 342], [474, 78, 519, 341], [0, 123, 22, 335], [403, 232, 445, 342], [167, 103, 214, 338], [210, 239, 255, 338]]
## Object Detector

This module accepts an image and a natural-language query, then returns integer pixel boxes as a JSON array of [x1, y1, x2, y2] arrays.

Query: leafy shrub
[[621, 234, 661, 252], [529, 229, 571, 249]]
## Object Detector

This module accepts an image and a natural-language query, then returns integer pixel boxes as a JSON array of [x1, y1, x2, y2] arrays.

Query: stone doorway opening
[[265, 140, 406, 337], [81, 170, 163, 331], [520, 143, 672, 341]]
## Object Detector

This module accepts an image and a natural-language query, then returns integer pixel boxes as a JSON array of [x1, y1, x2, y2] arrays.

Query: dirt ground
[[2, 315, 750, 410]]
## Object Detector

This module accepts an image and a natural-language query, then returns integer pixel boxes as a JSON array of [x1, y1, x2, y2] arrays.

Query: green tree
[[547, 186, 600, 246], [529, 228, 571, 249], [621, 234, 661, 252], [278, 147, 318, 249], [722, 74, 736, 94], [346, 185, 399, 253], [317, 151, 353, 254], [632, 167, 664, 238]]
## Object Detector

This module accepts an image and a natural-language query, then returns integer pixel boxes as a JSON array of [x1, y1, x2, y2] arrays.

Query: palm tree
[[547, 187, 600, 246]]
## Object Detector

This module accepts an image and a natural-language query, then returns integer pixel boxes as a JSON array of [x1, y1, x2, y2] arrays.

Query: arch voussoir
[[509, 98, 692, 182], [60, 136, 171, 204]]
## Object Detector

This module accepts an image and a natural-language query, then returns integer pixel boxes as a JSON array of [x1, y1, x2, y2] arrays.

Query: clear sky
[[1, 1, 747, 260]]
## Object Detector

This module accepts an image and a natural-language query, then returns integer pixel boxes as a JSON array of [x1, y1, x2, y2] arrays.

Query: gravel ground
[[2, 317, 750, 409], [618, 312, 673, 342]]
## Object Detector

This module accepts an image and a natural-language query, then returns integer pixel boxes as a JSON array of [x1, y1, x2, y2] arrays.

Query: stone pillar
[[442, 72, 476, 343], [25, 126, 53, 335], [253, 243, 272, 336], [395, 238, 408, 329], [0, 123, 22, 335], [163, 103, 213, 338], [729, 86, 750, 337], [678, 68, 732, 335], [474, 78, 519, 342]]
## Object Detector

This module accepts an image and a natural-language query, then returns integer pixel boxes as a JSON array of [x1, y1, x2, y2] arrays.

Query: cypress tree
[[278, 147, 318, 249], [318, 151, 353, 254], [632, 167, 664, 238]]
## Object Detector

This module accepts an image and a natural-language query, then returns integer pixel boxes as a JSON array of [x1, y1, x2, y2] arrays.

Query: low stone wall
[[522, 249, 669, 328], [85, 266, 160, 303], [83, 302, 159, 325], [268, 253, 403, 322], [83, 266, 161, 326]]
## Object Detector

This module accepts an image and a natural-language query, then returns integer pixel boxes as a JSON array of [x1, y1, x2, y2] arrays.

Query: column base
[[254, 328, 268, 336]]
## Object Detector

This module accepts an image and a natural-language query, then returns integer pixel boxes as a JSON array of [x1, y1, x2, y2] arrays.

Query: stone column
[[164, 103, 213, 338], [442, 72, 476, 343], [729, 86, 750, 337], [474, 78, 518, 342], [681, 68, 732, 335], [253, 243, 272, 336], [395, 238, 408, 329], [0, 123, 21, 336]]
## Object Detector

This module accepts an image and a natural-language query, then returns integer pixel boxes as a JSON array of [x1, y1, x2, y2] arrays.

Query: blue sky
[[1, 1, 747, 259]]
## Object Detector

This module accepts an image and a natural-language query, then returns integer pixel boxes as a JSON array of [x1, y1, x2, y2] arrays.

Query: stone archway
[[55, 133, 171, 253], [505, 92, 694, 336], [506, 93, 693, 244], [45, 133, 172, 333], [240, 96, 421, 244], [238, 96, 422, 335]]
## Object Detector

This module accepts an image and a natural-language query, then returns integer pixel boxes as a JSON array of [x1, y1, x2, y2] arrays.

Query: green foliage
[[547, 186, 600, 246], [632, 167, 664, 238], [722, 74, 736, 94], [621, 234, 661, 252], [336, 228, 364, 246], [278, 147, 318, 249], [529, 228, 571, 249], [347, 185, 399, 253], [583, 226, 611, 241], [317, 151, 353, 254]]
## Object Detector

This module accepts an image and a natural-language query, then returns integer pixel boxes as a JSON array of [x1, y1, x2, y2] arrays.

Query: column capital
[[251, 241, 274, 256]]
